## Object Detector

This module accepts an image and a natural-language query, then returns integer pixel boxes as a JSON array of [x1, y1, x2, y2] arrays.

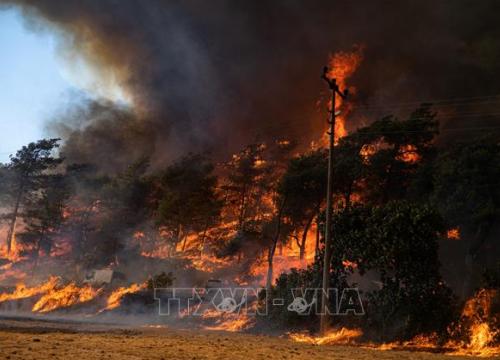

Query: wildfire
[[466, 322, 498, 355], [0, 276, 59, 303], [342, 260, 358, 269], [246, 224, 319, 286], [447, 228, 460, 240], [0, 262, 26, 283], [447, 288, 500, 357], [0, 232, 24, 263], [190, 255, 232, 273], [289, 328, 362, 345], [397, 144, 420, 163], [324, 46, 363, 141], [32, 282, 102, 313], [104, 282, 146, 311], [359, 143, 377, 163], [202, 309, 254, 332]]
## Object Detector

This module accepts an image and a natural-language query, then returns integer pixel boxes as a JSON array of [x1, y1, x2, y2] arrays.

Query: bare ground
[[0, 317, 491, 360]]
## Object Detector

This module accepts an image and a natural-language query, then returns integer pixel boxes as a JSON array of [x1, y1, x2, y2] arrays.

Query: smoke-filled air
[[0, 1, 499, 359]]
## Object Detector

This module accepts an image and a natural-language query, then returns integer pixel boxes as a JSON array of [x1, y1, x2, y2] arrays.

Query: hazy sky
[[0, 8, 67, 161], [0, 7, 128, 163]]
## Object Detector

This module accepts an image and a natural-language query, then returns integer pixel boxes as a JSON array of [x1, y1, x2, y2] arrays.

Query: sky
[[0, 7, 128, 163]]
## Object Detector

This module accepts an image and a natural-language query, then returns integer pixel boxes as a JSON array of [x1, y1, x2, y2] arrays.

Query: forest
[[0, 103, 498, 346]]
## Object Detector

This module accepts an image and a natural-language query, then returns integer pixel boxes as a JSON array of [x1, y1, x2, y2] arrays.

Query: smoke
[[1, 0, 500, 170]]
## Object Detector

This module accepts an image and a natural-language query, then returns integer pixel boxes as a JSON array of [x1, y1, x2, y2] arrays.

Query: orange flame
[[104, 282, 146, 311], [32, 282, 102, 313], [447, 288, 499, 357], [289, 327, 362, 345], [397, 144, 420, 163], [342, 260, 358, 269], [0, 276, 59, 303], [0, 231, 24, 263], [201, 309, 254, 332], [325, 47, 363, 141], [447, 228, 460, 240]]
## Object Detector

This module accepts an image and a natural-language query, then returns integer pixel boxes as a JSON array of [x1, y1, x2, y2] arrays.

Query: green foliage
[[265, 268, 319, 326], [279, 150, 327, 225], [147, 271, 175, 290], [156, 154, 222, 253], [482, 262, 500, 289], [334, 202, 454, 339], [266, 201, 455, 340], [0, 138, 64, 255], [432, 138, 500, 230], [341, 105, 438, 204], [8, 138, 63, 177]]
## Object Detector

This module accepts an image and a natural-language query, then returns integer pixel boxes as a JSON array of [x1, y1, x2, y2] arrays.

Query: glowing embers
[[447, 228, 460, 240]]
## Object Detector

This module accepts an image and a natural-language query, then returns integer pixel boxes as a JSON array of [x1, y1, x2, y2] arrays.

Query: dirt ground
[[0, 317, 490, 360]]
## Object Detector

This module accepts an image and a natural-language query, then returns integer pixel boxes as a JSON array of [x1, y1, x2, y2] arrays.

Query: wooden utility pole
[[319, 66, 348, 335]]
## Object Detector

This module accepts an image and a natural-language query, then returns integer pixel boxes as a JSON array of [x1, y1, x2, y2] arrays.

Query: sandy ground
[[0, 317, 491, 360]]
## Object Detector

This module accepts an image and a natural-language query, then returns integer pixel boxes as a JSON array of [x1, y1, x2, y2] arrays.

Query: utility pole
[[319, 66, 348, 335]]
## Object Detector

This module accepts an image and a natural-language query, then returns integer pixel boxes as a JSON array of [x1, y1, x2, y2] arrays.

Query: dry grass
[[0, 318, 486, 360]]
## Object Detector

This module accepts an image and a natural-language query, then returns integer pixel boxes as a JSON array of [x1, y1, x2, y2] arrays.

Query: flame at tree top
[[324, 46, 363, 141]]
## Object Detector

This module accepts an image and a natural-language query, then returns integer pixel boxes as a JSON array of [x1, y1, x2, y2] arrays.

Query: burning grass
[[288, 327, 362, 345], [31, 282, 103, 313], [285, 289, 500, 358], [201, 310, 255, 332], [104, 282, 147, 311], [0, 276, 59, 303]]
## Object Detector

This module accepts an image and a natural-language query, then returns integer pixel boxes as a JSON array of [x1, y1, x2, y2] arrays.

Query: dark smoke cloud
[[1, 0, 500, 170]]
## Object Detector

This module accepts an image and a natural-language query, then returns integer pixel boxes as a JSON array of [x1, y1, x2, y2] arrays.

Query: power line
[[351, 94, 500, 110], [346, 126, 500, 136]]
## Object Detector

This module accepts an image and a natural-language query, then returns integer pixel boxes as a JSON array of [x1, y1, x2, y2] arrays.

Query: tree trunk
[[315, 214, 320, 256], [199, 221, 210, 258], [299, 213, 315, 260], [266, 196, 287, 291], [181, 230, 189, 252], [462, 223, 489, 299], [32, 231, 45, 275], [344, 182, 353, 209], [6, 185, 23, 254], [238, 184, 248, 229], [170, 224, 182, 256], [313, 202, 321, 256]]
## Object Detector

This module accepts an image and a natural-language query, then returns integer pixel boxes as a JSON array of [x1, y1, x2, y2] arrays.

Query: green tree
[[221, 144, 269, 229], [156, 154, 221, 255], [220, 141, 294, 264], [279, 150, 327, 259], [62, 163, 109, 271], [266, 201, 455, 339], [18, 174, 69, 270], [432, 137, 500, 297], [345, 105, 438, 204], [0, 139, 62, 254]]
